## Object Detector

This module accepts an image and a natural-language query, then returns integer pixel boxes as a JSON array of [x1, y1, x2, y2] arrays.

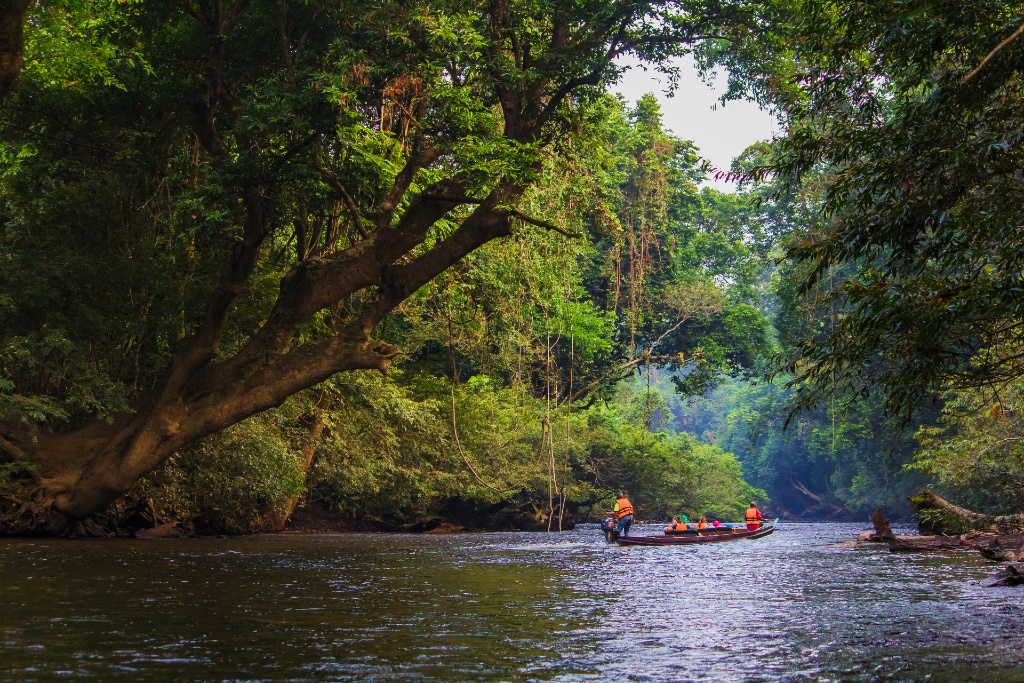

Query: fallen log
[[963, 532, 1024, 562], [910, 490, 1024, 535], [367, 517, 444, 533], [871, 530, 1024, 557], [853, 507, 967, 551], [852, 502, 1024, 558], [887, 535, 967, 553], [135, 521, 183, 539]]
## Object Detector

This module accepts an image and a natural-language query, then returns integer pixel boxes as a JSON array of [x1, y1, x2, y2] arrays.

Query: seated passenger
[[695, 515, 708, 529], [712, 519, 721, 527], [744, 501, 763, 530], [665, 516, 681, 532]]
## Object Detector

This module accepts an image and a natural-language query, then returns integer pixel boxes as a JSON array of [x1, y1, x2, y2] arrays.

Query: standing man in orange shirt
[[613, 492, 635, 537]]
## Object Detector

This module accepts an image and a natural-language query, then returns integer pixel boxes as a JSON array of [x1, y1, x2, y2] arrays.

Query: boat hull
[[615, 522, 778, 546]]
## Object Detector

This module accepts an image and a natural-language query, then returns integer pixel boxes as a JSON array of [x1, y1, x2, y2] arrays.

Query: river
[[1, 523, 1022, 682]]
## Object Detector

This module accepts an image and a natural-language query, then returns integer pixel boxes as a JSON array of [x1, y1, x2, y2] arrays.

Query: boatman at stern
[[744, 501, 763, 530], [613, 492, 635, 537]]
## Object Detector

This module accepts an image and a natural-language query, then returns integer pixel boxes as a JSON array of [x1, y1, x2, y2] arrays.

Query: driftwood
[[887, 535, 967, 552], [855, 506, 967, 552], [963, 532, 1024, 562], [135, 521, 183, 539], [852, 499, 1024, 561], [984, 564, 1024, 587], [857, 507, 897, 544], [871, 507, 895, 539], [872, 530, 1024, 557]]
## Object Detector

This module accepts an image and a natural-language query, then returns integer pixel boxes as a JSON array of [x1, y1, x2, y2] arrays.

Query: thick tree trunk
[[1, 203, 515, 535], [0, 0, 29, 99], [35, 339, 399, 531]]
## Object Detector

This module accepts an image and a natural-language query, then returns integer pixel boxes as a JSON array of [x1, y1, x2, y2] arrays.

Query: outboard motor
[[601, 517, 619, 543]]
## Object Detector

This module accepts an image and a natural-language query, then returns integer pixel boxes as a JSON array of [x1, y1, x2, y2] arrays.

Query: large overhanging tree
[[754, 2, 1024, 418], [0, 0, 767, 533]]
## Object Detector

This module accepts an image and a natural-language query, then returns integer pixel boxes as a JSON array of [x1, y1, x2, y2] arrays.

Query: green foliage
[[130, 92, 777, 531], [914, 379, 1024, 514], [140, 408, 308, 534], [754, 1, 1024, 420], [631, 369, 926, 518], [584, 390, 765, 521], [0, 0, 795, 530], [913, 506, 991, 537]]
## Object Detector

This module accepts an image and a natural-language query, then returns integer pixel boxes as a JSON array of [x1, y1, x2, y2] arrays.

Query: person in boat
[[613, 493, 635, 537], [696, 515, 709, 529], [744, 501, 763, 530], [665, 516, 680, 533], [711, 519, 721, 528]]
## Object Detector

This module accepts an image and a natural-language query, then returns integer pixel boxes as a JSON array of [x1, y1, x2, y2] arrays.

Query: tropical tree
[[760, 2, 1024, 418], [0, 0, 774, 533]]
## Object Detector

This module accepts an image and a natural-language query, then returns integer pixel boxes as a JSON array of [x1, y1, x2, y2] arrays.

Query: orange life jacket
[[744, 507, 762, 524], [696, 520, 708, 529], [615, 497, 634, 519]]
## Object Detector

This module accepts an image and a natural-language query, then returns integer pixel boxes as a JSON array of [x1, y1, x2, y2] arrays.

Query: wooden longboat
[[614, 519, 779, 546]]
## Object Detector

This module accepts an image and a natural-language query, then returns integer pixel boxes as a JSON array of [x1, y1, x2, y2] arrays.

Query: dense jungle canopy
[[2, 0, 1024, 535]]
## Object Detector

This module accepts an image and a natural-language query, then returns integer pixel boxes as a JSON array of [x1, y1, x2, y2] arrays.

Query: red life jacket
[[615, 497, 634, 519]]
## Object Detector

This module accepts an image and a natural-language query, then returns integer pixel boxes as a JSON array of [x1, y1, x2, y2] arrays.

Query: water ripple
[[0, 523, 1021, 681]]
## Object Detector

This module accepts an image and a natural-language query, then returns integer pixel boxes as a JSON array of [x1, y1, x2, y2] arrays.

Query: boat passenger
[[613, 492, 635, 537], [665, 516, 680, 533], [744, 501, 763, 530], [696, 515, 708, 529], [712, 519, 721, 527]]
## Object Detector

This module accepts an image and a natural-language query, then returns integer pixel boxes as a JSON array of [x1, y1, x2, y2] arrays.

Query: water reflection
[[1, 524, 1022, 681]]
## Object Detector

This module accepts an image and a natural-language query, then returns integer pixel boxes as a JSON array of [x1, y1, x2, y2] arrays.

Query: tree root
[[0, 480, 118, 537], [0, 480, 62, 535]]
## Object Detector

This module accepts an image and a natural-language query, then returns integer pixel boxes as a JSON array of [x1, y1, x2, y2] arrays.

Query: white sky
[[612, 56, 779, 192]]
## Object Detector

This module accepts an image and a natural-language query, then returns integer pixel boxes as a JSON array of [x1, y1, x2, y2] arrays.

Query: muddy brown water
[[1, 523, 1022, 682]]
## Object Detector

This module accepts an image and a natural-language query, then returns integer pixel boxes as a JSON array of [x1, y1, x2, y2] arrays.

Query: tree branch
[[564, 353, 677, 405], [315, 156, 370, 238], [962, 21, 1024, 85], [378, 142, 439, 230], [353, 199, 514, 335], [185, 337, 400, 441], [507, 209, 581, 237], [421, 194, 486, 204], [192, 188, 464, 390]]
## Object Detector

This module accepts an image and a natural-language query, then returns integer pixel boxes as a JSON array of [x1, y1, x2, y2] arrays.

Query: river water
[[1, 523, 1022, 682]]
